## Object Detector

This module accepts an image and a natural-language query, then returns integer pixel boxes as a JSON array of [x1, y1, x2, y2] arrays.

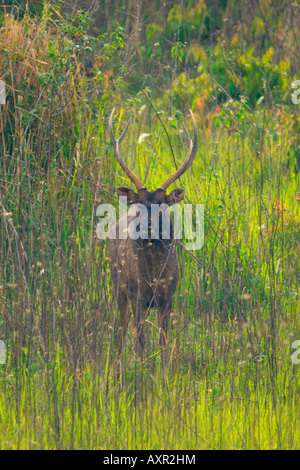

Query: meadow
[[0, 1, 300, 449]]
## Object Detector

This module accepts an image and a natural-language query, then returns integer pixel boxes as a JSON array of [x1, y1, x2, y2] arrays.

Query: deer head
[[109, 108, 198, 209]]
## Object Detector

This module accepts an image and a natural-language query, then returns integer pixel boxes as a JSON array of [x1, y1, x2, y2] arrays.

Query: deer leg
[[157, 300, 172, 347], [117, 291, 131, 354], [131, 298, 148, 356]]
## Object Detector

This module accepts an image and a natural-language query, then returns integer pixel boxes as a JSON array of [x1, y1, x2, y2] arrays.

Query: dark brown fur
[[108, 188, 183, 353]]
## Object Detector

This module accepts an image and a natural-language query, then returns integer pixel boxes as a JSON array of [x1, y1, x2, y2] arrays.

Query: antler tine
[[160, 109, 198, 191], [109, 108, 145, 190]]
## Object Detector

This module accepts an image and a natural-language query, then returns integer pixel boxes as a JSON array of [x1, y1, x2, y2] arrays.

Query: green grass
[[1, 100, 300, 449], [1, 343, 300, 449]]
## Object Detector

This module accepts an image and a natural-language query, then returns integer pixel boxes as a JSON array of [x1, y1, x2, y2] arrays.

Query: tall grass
[[0, 5, 300, 450]]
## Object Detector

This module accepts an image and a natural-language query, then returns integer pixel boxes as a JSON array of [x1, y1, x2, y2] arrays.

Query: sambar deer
[[108, 108, 198, 355]]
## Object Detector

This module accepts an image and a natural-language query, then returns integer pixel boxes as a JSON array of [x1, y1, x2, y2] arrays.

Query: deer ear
[[165, 188, 185, 205], [117, 187, 139, 205]]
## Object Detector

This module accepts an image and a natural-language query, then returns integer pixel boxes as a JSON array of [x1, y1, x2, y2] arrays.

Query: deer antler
[[109, 108, 145, 190], [159, 109, 198, 191]]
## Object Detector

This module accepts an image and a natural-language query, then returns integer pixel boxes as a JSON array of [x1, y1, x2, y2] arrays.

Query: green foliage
[[166, 42, 292, 111], [171, 41, 185, 63], [212, 96, 253, 136]]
